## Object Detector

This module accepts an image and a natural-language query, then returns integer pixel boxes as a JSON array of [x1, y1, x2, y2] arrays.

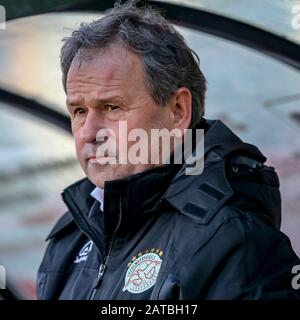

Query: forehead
[[67, 45, 145, 86]]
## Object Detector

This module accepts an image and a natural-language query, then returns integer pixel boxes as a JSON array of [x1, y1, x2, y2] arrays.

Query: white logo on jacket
[[74, 240, 93, 263]]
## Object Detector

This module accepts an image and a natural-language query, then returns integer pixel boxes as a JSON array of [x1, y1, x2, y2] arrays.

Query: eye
[[73, 108, 86, 116], [106, 105, 119, 111]]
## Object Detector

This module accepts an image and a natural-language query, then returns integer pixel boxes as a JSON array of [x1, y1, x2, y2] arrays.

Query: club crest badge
[[122, 248, 163, 294]]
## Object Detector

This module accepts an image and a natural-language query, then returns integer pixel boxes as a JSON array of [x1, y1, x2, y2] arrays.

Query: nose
[[80, 110, 103, 143]]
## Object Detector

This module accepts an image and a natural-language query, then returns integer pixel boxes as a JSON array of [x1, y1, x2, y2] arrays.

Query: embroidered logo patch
[[74, 240, 93, 263], [122, 249, 163, 294]]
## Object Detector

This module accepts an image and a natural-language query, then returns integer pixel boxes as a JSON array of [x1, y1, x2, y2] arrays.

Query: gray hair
[[61, 1, 207, 127]]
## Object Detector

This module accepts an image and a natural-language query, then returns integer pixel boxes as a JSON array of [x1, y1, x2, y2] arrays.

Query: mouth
[[87, 155, 116, 165], [87, 156, 97, 163]]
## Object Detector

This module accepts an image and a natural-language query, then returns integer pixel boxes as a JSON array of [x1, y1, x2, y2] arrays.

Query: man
[[37, 2, 300, 299]]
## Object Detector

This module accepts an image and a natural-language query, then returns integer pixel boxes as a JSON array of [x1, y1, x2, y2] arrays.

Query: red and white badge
[[123, 249, 163, 294]]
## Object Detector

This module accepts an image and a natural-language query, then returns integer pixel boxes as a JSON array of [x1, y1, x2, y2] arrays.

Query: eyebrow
[[66, 100, 80, 114], [66, 96, 125, 108], [66, 99, 79, 108]]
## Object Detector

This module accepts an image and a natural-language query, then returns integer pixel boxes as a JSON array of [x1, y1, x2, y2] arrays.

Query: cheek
[[72, 131, 84, 157], [71, 118, 83, 134], [127, 108, 158, 130]]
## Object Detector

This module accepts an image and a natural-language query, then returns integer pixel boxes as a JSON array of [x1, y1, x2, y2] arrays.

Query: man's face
[[66, 44, 174, 188]]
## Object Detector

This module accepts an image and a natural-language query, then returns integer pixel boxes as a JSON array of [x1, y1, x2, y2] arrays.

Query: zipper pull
[[89, 264, 107, 300], [97, 264, 106, 280]]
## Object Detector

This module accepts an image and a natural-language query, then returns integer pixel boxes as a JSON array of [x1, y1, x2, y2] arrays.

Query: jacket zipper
[[89, 196, 123, 300]]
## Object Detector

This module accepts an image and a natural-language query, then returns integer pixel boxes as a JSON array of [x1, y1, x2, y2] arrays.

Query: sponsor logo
[[74, 240, 93, 263]]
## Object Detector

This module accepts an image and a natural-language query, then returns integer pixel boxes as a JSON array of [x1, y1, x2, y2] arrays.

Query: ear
[[169, 87, 192, 134]]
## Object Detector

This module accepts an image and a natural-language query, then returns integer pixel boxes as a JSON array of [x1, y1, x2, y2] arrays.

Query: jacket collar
[[61, 161, 182, 239]]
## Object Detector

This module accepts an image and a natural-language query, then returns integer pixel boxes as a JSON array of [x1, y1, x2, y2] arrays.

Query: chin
[[87, 164, 158, 188], [87, 167, 124, 188]]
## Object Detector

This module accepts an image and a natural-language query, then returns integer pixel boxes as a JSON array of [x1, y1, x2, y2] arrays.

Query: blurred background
[[0, 0, 300, 299]]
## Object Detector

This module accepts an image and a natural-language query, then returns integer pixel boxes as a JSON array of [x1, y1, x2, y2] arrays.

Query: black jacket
[[37, 119, 300, 300]]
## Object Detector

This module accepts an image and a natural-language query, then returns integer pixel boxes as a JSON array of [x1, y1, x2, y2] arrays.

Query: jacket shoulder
[[166, 150, 280, 228], [45, 210, 75, 241]]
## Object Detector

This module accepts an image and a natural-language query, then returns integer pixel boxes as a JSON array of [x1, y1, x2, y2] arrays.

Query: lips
[[87, 152, 117, 165], [87, 151, 109, 160]]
